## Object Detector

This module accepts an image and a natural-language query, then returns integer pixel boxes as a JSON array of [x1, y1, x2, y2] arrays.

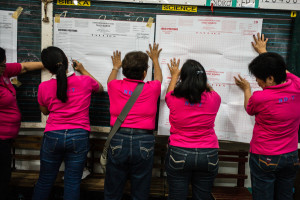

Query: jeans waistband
[[117, 127, 153, 135]]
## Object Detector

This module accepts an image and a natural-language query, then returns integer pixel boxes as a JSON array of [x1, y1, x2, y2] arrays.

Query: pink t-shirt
[[38, 73, 99, 132], [166, 90, 221, 148], [108, 78, 161, 130], [247, 73, 300, 155], [0, 63, 22, 139]]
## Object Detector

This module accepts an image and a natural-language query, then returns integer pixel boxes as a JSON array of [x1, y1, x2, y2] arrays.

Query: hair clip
[[196, 70, 204, 75]]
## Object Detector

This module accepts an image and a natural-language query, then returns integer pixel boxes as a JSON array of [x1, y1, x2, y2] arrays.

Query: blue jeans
[[165, 146, 219, 200], [104, 128, 155, 200], [32, 129, 89, 200], [250, 151, 300, 200]]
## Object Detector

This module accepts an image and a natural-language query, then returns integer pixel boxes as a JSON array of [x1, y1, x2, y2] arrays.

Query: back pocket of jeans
[[258, 155, 280, 172], [73, 137, 89, 154], [291, 153, 300, 170], [140, 140, 155, 160], [43, 134, 58, 153], [109, 138, 123, 158], [169, 149, 187, 170], [207, 152, 219, 172]]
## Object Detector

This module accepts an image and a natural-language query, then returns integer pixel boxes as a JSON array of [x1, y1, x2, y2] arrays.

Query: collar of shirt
[[123, 78, 145, 83], [263, 79, 292, 90], [51, 72, 75, 79]]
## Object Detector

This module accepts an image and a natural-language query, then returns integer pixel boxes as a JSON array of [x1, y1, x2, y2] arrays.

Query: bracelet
[[112, 68, 119, 71]]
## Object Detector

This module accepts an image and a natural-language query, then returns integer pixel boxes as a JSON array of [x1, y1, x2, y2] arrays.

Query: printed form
[[54, 18, 155, 91], [0, 10, 17, 63], [156, 15, 263, 143]]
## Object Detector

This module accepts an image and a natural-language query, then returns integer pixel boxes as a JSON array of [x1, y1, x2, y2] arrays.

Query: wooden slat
[[216, 173, 247, 179], [219, 157, 248, 162], [218, 151, 248, 157], [212, 186, 252, 200], [13, 143, 41, 150], [12, 154, 40, 160]]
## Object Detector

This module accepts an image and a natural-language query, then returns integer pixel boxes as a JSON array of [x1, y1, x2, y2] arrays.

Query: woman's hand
[[73, 60, 86, 74], [166, 58, 180, 93], [111, 50, 122, 70], [252, 33, 268, 54], [146, 43, 162, 61], [234, 74, 252, 110], [168, 58, 180, 78], [234, 74, 251, 91]]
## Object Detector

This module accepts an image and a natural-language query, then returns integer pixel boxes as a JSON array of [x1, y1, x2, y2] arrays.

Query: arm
[[234, 74, 251, 110], [166, 58, 180, 93], [252, 33, 268, 54], [146, 43, 162, 83], [20, 62, 44, 74], [73, 60, 104, 93], [107, 50, 122, 84], [39, 105, 50, 115]]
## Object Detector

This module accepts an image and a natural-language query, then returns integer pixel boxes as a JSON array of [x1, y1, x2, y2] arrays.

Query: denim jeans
[[250, 150, 300, 200], [165, 146, 219, 200], [104, 128, 155, 200], [0, 139, 12, 200], [32, 129, 89, 200]]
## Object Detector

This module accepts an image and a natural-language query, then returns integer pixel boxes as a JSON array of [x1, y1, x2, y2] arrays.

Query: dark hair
[[122, 51, 149, 80], [0, 47, 6, 63], [173, 59, 209, 104], [249, 52, 287, 84], [41, 46, 68, 103]]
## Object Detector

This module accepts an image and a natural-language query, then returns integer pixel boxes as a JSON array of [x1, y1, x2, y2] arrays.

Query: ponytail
[[56, 63, 68, 103], [41, 46, 69, 103]]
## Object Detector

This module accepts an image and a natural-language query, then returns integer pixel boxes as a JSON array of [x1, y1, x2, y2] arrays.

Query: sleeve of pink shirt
[[4, 63, 22, 78], [246, 93, 259, 116], [37, 83, 46, 107], [107, 80, 118, 95], [287, 73, 300, 88], [165, 91, 174, 109], [87, 76, 100, 93], [147, 80, 161, 95]]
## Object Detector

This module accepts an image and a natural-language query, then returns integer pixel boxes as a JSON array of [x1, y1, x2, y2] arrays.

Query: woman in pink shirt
[[234, 34, 300, 200], [165, 58, 221, 200], [0, 47, 44, 200], [32, 46, 103, 200], [104, 44, 162, 200]]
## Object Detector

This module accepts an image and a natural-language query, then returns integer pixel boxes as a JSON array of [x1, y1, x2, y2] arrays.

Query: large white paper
[[54, 18, 155, 90], [156, 15, 263, 143], [0, 10, 17, 63]]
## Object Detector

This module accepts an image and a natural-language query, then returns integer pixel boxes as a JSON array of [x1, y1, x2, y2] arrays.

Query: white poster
[[156, 15, 263, 143], [0, 10, 17, 63], [54, 18, 155, 90]]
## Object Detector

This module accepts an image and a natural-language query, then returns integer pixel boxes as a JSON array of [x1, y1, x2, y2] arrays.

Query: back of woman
[[39, 74, 99, 132], [166, 88, 220, 148], [165, 59, 221, 200], [33, 46, 103, 200], [234, 33, 300, 200], [104, 44, 162, 200]]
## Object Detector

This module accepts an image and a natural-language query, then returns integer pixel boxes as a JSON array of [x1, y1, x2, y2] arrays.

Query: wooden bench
[[10, 133, 252, 199]]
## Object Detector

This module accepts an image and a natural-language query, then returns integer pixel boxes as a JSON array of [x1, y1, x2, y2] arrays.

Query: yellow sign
[[162, 5, 197, 12], [291, 11, 297, 18], [57, 0, 91, 6]]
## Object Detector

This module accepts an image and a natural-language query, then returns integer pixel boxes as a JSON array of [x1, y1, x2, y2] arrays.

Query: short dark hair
[[173, 59, 210, 104], [0, 47, 6, 63], [249, 52, 287, 84], [122, 51, 149, 80]]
